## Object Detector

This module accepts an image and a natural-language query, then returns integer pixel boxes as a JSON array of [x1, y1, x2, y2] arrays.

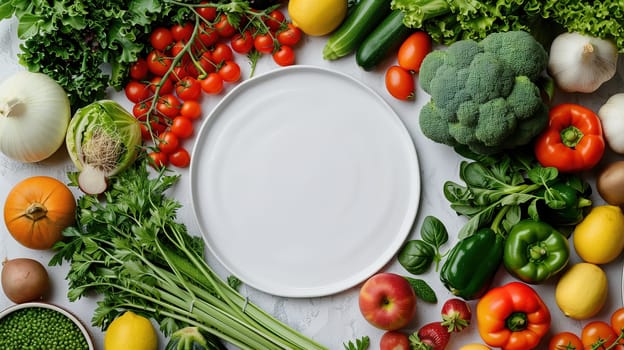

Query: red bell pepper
[[534, 103, 605, 172], [476, 281, 551, 350]]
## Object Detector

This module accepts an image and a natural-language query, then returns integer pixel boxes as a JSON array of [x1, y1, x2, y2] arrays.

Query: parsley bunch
[[50, 158, 328, 350]]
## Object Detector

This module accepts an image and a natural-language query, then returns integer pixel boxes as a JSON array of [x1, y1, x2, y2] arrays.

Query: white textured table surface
[[2, 15, 624, 350]]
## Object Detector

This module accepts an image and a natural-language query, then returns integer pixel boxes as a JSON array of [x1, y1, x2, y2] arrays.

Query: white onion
[[0, 71, 71, 162]]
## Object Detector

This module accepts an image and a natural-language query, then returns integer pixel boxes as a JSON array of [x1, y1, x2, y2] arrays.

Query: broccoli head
[[418, 31, 549, 154]]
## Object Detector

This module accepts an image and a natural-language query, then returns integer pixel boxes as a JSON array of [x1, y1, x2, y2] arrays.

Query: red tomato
[[212, 42, 234, 64], [277, 24, 302, 46], [272, 45, 295, 66], [133, 101, 152, 120], [265, 9, 285, 32], [380, 331, 410, 350], [170, 116, 194, 139], [147, 49, 173, 76], [385, 65, 415, 101], [129, 58, 149, 80], [200, 72, 224, 94], [231, 31, 254, 54], [170, 40, 186, 58], [168, 147, 191, 168], [148, 151, 169, 168], [397, 31, 432, 73], [124, 80, 151, 103], [149, 76, 174, 95], [582, 321, 619, 350], [215, 14, 236, 38], [180, 100, 202, 120], [196, 24, 220, 49], [254, 33, 275, 54], [549, 332, 584, 350], [150, 27, 174, 51], [171, 22, 194, 42], [157, 131, 180, 154], [175, 76, 202, 101], [218, 60, 241, 83], [156, 94, 181, 119], [196, 2, 217, 21], [612, 308, 624, 337], [139, 123, 151, 141]]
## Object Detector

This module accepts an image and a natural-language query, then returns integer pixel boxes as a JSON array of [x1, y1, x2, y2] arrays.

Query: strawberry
[[440, 298, 472, 332], [410, 322, 451, 350]]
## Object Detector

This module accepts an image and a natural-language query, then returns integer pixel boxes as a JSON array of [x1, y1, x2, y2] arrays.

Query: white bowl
[[0, 302, 95, 350]]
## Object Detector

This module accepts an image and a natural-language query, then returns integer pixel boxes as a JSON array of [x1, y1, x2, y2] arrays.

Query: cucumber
[[322, 0, 392, 60], [355, 10, 413, 71]]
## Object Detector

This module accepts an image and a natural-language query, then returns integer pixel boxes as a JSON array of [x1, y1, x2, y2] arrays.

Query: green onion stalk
[[50, 157, 328, 350]]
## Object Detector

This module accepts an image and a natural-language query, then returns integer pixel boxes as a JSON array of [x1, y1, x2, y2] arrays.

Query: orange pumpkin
[[3, 176, 76, 250]]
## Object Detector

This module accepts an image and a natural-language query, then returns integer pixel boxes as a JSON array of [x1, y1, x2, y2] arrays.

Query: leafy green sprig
[[51, 157, 328, 350]]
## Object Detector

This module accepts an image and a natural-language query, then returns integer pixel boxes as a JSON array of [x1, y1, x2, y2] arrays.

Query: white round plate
[[190, 65, 420, 297]]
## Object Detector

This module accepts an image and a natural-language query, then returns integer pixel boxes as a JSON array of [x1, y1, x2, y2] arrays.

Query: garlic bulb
[[0, 71, 71, 162], [548, 32, 618, 93]]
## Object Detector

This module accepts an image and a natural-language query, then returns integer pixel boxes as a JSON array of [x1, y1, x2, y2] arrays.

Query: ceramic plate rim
[[189, 65, 421, 297]]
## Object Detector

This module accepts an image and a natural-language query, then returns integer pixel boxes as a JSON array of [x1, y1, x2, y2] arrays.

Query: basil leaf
[[398, 240, 435, 275], [421, 216, 448, 249]]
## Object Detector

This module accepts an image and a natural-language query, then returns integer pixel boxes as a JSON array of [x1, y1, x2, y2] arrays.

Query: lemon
[[573, 205, 624, 264], [555, 262, 608, 320], [288, 0, 348, 36], [104, 311, 158, 350]]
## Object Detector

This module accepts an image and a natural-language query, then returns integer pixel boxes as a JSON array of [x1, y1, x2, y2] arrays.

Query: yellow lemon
[[288, 0, 348, 36], [104, 311, 158, 350], [573, 205, 624, 264], [459, 344, 492, 350], [555, 262, 608, 320]]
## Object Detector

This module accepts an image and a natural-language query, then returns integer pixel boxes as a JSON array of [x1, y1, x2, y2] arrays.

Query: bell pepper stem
[[529, 244, 547, 261], [505, 312, 528, 332], [560, 126, 584, 148]]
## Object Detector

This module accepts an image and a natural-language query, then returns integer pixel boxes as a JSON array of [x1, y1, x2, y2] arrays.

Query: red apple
[[358, 272, 417, 330]]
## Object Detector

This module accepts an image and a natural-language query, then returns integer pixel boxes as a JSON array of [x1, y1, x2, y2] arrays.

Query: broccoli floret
[[417, 30, 549, 154]]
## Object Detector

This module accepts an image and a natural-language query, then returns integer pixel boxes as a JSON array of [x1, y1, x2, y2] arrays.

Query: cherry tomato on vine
[[180, 100, 202, 120], [157, 131, 181, 154], [147, 49, 173, 76], [175, 76, 202, 101], [170, 40, 186, 58], [611, 308, 624, 337], [385, 65, 415, 101], [148, 151, 169, 168], [212, 42, 234, 64], [582, 321, 619, 350], [125, 80, 151, 103], [196, 24, 220, 49], [218, 60, 241, 83], [156, 94, 181, 119], [265, 9, 285, 32], [272, 45, 295, 66], [171, 22, 194, 42], [133, 101, 152, 120], [254, 33, 275, 54], [277, 24, 302, 46], [170, 116, 194, 139], [150, 27, 174, 51], [139, 123, 152, 141], [397, 31, 432, 73], [549, 332, 583, 350], [215, 14, 236, 38], [149, 76, 174, 95], [200, 72, 224, 94], [150, 117, 168, 136], [168, 147, 191, 168], [129, 58, 149, 80], [196, 2, 217, 21], [231, 31, 254, 54]]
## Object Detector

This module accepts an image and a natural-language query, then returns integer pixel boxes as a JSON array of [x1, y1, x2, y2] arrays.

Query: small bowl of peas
[[0, 302, 94, 349]]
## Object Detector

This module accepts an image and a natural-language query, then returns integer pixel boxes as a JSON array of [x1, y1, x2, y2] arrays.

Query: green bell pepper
[[503, 219, 569, 284], [440, 228, 504, 300], [538, 181, 592, 226]]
